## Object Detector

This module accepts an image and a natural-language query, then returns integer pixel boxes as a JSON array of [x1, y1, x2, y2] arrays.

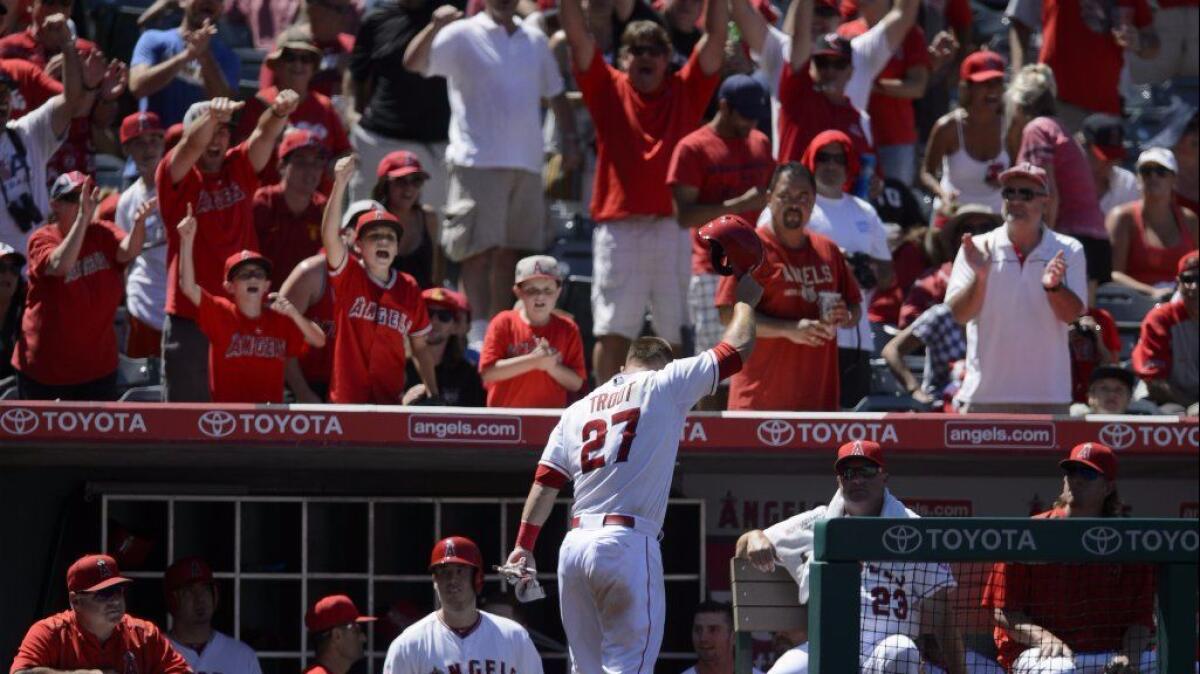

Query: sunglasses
[[628, 44, 668, 58], [391, 175, 427, 188], [814, 151, 847, 166], [429, 308, 456, 322], [233, 269, 268, 281], [1179, 271, 1199, 285], [1137, 165, 1173, 178], [280, 51, 319, 65], [1063, 464, 1103, 481], [838, 464, 881, 480], [959, 219, 997, 235], [1001, 187, 1046, 202], [813, 56, 851, 71]]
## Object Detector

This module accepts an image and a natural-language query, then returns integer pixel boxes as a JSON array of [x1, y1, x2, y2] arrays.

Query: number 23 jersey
[[538, 350, 721, 529]]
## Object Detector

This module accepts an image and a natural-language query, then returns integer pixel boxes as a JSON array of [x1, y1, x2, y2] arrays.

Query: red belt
[[571, 514, 636, 529]]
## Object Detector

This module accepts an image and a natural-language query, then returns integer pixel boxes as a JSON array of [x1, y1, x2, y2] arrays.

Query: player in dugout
[[737, 440, 976, 674]]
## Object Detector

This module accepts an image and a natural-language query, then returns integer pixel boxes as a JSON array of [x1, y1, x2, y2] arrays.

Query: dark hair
[[621, 20, 670, 50], [625, 336, 674, 369], [768, 162, 815, 193], [311, 628, 334, 653], [694, 599, 734, 627]]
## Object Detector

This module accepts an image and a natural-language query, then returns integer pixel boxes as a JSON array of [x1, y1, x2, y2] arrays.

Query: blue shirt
[[131, 28, 241, 126]]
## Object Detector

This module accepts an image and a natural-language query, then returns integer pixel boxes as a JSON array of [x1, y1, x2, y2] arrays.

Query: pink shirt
[[1017, 116, 1107, 240]]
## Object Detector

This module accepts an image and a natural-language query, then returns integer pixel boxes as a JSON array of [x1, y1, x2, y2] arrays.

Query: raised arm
[[176, 204, 202, 307], [946, 234, 989, 323], [786, 0, 814, 71], [129, 19, 218, 99], [44, 179, 97, 277], [246, 89, 299, 174], [403, 5, 463, 74], [1041, 250, 1084, 323], [730, 0, 769, 55], [720, 274, 762, 364], [168, 97, 240, 184], [878, 0, 922, 53], [695, 0, 728, 75], [322, 155, 355, 271], [269, 293, 327, 348], [38, 14, 80, 137], [560, 0, 598, 73], [116, 196, 155, 265]]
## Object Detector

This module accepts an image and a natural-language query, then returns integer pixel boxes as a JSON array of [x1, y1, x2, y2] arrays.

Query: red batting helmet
[[429, 536, 484, 594], [698, 215, 764, 278]]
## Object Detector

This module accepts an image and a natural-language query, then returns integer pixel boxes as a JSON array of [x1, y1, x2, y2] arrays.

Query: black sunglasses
[[1063, 464, 1103, 481], [1137, 165, 1172, 178], [280, 50, 319, 65], [1001, 186, 1046, 202], [628, 44, 668, 58], [1179, 271, 1199, 285], [838, 464, 881, 480], [814, 151, 847, 166], [813, 56, 851, 71], [429, 308, 456, 322]]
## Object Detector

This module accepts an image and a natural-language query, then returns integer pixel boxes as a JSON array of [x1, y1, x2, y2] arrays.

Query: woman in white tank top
[[920, 51, 1010, 225]]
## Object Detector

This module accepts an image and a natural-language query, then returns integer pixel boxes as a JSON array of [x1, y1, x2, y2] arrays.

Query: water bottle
[[853, 152, 876, 199]]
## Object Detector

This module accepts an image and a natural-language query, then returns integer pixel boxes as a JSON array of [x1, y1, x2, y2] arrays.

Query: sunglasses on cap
[[1179, 271, 1199, 285], [429, 308, 456, 322], [1001, 187, 1046, 202], [814, 151, 847, 166], [628, 44, 668, 58], [1137, 165, 1172, 178], [813, 56, 851, 71], [1063, 464, 1103, 481], [837, 464, 881, 480]]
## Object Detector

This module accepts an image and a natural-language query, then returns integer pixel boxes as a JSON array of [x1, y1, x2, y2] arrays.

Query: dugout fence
[[806, 518, 1198, 674]]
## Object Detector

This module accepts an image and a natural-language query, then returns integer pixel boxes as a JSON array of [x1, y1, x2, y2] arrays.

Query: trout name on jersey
[[347, 297, 415, 334], [428, 659, 521, 674]]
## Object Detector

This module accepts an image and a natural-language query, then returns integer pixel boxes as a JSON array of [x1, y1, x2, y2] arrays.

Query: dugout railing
[[804, 518, 1199, 674]]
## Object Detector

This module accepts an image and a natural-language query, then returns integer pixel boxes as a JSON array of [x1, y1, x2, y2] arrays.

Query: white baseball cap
[[342, 200, 386, 231], [0, 241, 26, 267], [515, 255, 562, 285], [1136, 147, 1178, 174]]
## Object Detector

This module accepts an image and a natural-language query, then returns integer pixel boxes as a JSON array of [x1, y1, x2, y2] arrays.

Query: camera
[[8, 192, 43, 233], [848, 252, 878, 291]]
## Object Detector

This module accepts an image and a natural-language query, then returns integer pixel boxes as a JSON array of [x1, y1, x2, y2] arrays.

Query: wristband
[[516, 521, 541, 551]]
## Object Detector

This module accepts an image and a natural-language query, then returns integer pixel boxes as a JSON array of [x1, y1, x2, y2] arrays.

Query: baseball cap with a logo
[[812, 33, 852, 60], [67, 554, 133, 593], [999, 162, 1048, 191], [514, 255, 563, 285], [1060, 442, 1117, 480], [376, 151, 431, 181], [305, 595, 377, 633], [49, 171, 87, 201], [223, 250, 273, 281], [277, 129, 328, 163], [164, 556, 214, 595], [120, 111, 164, 144], [834, 440, 885, 471], [959, 50, 1006, 84], [355, 209, 404, 238], [422, 287, 470, 315]]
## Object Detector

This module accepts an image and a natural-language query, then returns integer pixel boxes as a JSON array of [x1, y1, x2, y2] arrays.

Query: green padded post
[[1157, 561, 1198, 674], [808, 559, 860, 673], [735, 631, 754, 674]]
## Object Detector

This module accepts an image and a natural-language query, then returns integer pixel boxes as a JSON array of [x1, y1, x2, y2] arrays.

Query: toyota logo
[[197, 410, 237, 438], [0, 408, 39, 435], [1081, 526, 1123, 556], [756, 419, 795, 447], [881, 525, 923, 555], [1098, 423, 1136, 450]]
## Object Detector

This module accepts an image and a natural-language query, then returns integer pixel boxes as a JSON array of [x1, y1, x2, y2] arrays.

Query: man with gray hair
[[155, 91, 299, 401]]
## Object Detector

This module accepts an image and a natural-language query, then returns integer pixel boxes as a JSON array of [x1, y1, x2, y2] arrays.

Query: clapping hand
[[1042, 250, 1066, 289], [183, 19, 218, 59], [961, 233, 991, 276], [267, 293, 298, 317]]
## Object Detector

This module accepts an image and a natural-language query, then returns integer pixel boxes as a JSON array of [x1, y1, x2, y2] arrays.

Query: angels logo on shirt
[[346, 297, 416, 335], [195, 183, 249, 215], [224, 333, 288, 359], [779, 263, 834, 302], [504, 338, 541, 358]]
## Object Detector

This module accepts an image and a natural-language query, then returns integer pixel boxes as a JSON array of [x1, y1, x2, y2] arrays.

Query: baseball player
[[383, 536, 542, 674], [503, 215, 765, 674], [304, 594, 374, 674], [738, 441, 971, 674], [164, 557, 261, 674]]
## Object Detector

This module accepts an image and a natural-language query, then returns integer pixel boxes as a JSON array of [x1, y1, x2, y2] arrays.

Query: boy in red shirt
[[177, 205, 326, 403], [321, 155, 439, 404], [480, 255, 586, 408]]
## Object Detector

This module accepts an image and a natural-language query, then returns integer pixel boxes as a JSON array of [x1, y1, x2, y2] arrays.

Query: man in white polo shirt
[[403, 0, 579, 349], [946, 162, 1087, 414]]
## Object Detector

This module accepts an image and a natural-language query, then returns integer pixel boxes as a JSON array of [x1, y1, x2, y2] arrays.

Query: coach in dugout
[[11, 554, 191, 674], [737, 441, 971, 674], [983, 442, 1157, 674]]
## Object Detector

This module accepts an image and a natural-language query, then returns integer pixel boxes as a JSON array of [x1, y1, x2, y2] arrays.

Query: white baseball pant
[[557, 525, 664, 674], [1011, 648, 1158, 674], [765, 636, 921, 674]]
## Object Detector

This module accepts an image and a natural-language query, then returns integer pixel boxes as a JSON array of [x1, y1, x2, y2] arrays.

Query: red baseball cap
[[120, 111, 164, 144], [1060, 442, 1117, 480], [834, 440, 885, 471], [67, 554, 133, 593], [422, 287, 470, 315], [278, 129, 328, 163], [960, 50, 1006, 84], [165, 123, 185, 152], [305, 594, 377, 633], [223, 250, 273, 281], [354, 209, 404, 238], [999, 162, 1049, 192], [1178, 250, 1198, 275], [377, 151, 430, 181], [164, 556, 214, 595]]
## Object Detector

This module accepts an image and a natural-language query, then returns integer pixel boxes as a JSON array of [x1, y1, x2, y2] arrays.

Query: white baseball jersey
[[539, 350, 721, 529], [383, 612, 542, 674], [169, 631, 262, 674]]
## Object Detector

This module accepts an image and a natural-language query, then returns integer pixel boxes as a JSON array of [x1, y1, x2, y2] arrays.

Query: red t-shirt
[[1038, 0, 1152, 113], [96, 192, 119, 223], [0, 32, 98, 181], [1018, 116, 1107, 240], [1132, 299, 1192, 381], [157, 144, 261, 320], [479, 309, 587, 408], [327, 258, 430, 404], [715, 227, 862, 411], [258, 33, 355, 98], [11, 610, 190, 674], [253, 183, 327, 288], [838, 20, 929, 147], [867, 239, 929, 324], [2, 57, 60, 119], [300, 270, 336, 386], [778, 60, 873, 163], [899, 262, 951, 328], [574, 47, 719, 222], [666, 124, 775, 275], [235, 86, 350, 187], [981, 509, 1156, 671], [196, 290, 307, 403], [13, 221, 127, 385], [1069, 307, 1121, 403]]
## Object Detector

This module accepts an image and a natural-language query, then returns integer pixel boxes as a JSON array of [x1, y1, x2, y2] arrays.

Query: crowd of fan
[[0, 0, 1195, 414]]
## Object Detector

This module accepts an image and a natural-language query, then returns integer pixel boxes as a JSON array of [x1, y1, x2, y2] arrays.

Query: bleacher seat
[[116, 354, 161, 391], [119, 385, 164, 402], [1095, 283, 1158, 325]]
